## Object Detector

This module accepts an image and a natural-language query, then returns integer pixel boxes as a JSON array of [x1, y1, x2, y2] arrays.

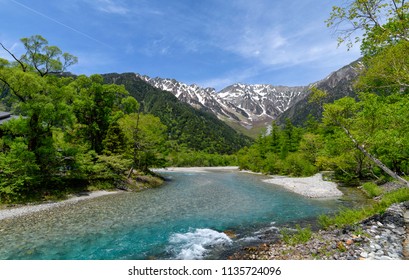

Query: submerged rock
[[223, 230, 237, 239]]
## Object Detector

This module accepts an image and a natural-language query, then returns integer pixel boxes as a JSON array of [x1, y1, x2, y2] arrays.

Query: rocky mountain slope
[[136, 60, 362, 134], [277, 60, 363, 126], [137, 75, 309, 131], [103, 73, 252, 153]]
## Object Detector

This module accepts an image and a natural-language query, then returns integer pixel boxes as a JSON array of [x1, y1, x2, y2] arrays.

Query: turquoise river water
[[0, 169, 365, 260]]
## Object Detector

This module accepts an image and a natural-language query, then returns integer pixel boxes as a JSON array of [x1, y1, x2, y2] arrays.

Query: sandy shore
[[0, 190, 118, 221], [153, 166, 239, 173], [264, 173, 343, 198]]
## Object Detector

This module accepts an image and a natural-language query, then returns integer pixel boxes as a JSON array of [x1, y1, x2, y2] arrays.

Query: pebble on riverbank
[[232, 202, 409, 260], [0, 191, 119, 221], [263, 173, 343, 198]]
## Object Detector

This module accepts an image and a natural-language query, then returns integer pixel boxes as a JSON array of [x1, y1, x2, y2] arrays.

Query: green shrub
[[280, 153, 318, 177], [281, 225, 312, 245], [331, 208, 370, 227], [318, 187, 409, 229], [362, 182, 383, 198], [380, 187, 409, 206], [0, 140, 40, 203], [318, 214, 332, 229]]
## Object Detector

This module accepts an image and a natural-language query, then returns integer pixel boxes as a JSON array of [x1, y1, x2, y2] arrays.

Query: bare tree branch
[[0, 42, 27, 72], [0, 76, 26, 103]]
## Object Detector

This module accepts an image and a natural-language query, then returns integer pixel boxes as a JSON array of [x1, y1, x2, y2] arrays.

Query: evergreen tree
[[102, 120, 127, 155]]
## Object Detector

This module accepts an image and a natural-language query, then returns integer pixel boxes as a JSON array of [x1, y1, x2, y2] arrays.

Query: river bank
[[0, 171, 165, 221], [0, 190, 119, 221], [263, 173, 343, 198], [231, 202, 409, 260], [153, 166, 239, 173], [158, 167, 344, 199], [3, 167, 403, 260]]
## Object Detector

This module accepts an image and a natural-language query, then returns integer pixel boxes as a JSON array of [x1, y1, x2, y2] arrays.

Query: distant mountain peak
[[135, 60, 360, 134], [137, 74, 309, 130]]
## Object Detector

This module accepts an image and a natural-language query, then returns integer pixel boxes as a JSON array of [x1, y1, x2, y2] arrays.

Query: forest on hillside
[[0, 35, 247, 203], [238, 0, 409, 187], [1, 0, 409, 204]]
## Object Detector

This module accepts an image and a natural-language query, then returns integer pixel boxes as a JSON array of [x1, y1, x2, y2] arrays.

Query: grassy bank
[[318, 185, 409, 229]]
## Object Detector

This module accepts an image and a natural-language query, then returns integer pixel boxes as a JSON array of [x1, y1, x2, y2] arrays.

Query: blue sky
[[0, 0, 361, 90]]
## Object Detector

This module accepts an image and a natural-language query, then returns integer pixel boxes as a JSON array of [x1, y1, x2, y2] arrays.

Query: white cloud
[[226, 28, 288, 61], [0, 37, 24, 60], [198, 0, 361, 71], [88, 0, 129, 15], [197, 67, 262, 90], [69, 50, 117, 75]]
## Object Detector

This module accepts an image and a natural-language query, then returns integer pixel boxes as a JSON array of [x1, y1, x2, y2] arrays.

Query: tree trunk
[[341, 125, 409, 187], [127, 166, 134, 179]]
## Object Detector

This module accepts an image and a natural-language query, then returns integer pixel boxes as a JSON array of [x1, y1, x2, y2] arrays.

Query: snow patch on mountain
[[136, 74, 309, 129]]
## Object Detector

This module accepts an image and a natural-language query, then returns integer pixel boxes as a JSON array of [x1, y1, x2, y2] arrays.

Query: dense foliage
[[1, 0, 408, 203], [0, 36, 251, 203], [238, 66, 409, 184], [238, 0, 409, 187], [103, 73, 253, 154], [0, 36, 170, 202], [237, 120, 318, 177], [319, 187, 409, 229]]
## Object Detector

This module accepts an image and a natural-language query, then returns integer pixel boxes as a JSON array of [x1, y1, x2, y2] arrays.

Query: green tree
[[70, 74, 128, 154], [269, 121, 281, 154], [1, 35, 77, 76], [323, 96, 409, 186], [308, 86, 328, 116], [355, 41, 409, 94], [0, 138, 39, 201], [326, 0, 409, 55], [326, 1, 409, 186], [119, 113, 167, 173], [282, 118, 300, 154], [102, 120, 127, 155], [0, 35, 77, 187]]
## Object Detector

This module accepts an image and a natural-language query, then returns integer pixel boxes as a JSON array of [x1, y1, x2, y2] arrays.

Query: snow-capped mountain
[[276, 60, 362, 126], [218, 83, 307, 120], [136, 74, 308, 129]]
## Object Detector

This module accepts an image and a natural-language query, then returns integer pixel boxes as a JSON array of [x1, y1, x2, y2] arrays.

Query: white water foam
[[167, 228, 232, 260], [238, 236, 261, 242], [254, 222, 279, 235], [238, 222, 280, 243]]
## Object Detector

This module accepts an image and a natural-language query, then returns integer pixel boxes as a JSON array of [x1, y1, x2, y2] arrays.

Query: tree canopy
[[327, 0, 409, 55], [0, 35, 170, 202], [238, 0, 409, 187]]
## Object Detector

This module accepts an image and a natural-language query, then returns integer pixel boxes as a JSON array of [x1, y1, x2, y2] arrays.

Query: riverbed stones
[[360, 252, 368, 258], [231, 202, 409, 260], [223, 230, 237, 239], [403, 209, 409, 259], [356, 203, 407, 260]]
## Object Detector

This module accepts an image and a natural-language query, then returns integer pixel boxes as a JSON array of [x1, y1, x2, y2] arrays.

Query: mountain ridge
[[137, 74, 311, 135], [135, 60, 362, 134], [277, 60, 363, 125], [102, 73, 253, 153]]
